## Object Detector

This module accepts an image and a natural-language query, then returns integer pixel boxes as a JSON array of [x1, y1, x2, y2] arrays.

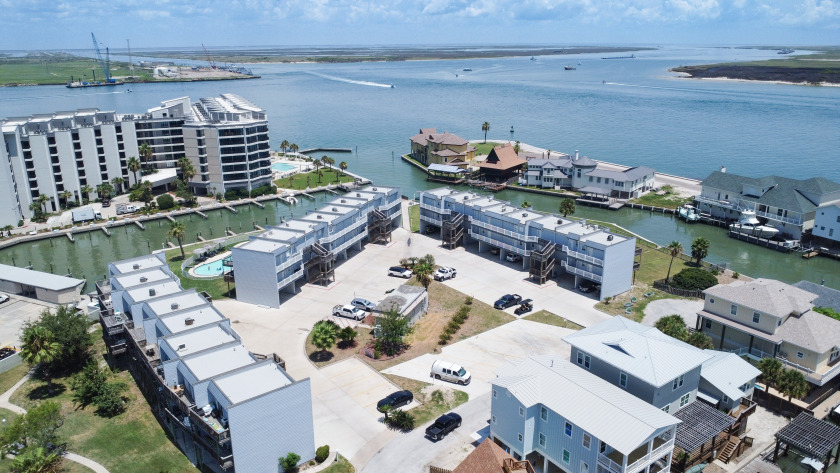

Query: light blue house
[[519, 152, 655, 199], [232, 185, 402, 308], [418, 187, 636, 300], [491, 356, 680, 473], [97, 253, 316, 473]]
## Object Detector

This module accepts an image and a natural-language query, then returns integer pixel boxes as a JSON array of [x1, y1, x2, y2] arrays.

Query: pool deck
[[271, 156, 313, 179], [188, 251, 232, 278]]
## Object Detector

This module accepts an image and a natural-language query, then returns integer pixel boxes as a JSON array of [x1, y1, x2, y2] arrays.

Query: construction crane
[[126, 39, 135, 79], [202, 43, 216, 69], [90, 32, 115, 83]]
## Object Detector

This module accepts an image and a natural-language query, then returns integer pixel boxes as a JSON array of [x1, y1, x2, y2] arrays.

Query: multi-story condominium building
[[697, 278, 840, 387], [519, 152, 655, 199], [409, 128, 476, 168], [695, 170, 840, 240], [0, 94, 270, 227], [812, 203, 840, 245], [97, 253, 315, 473], [418, 187, 636, 300], [491, 356, 681, 473], [232, 185, 401, 308]]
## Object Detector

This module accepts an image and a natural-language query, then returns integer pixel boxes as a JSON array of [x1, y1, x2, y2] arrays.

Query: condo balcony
[[563, 245, 604, 266], [420, 214, 443, 227], [420, 203, 451, 214], [319, 217, 366, 244], [471, 220, 538, 242], [468, 230, 531, 256], [561, 260, 604, 283], [599, 437, 674, 473]]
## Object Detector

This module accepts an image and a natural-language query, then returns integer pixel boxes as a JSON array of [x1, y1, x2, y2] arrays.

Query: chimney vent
[[332, 207, 337, 211], [140, 276, 148, 283], [178, 344, 186, 350], [607, 235, 614, 241], [171, 303, 179, 310], [133, 263, 140, 270], [720, 166, 727, 173], [575, 150, 579, 159], [185, 317, 194, 325], [149, 288, 156, 296]]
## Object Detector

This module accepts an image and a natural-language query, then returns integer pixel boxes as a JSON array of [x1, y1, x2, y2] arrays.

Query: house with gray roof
[[696, 170, 840, 240], [812, 202, 840, 246], [792, 281, 840, 312], [491, 356, 680, 473], [698, 278, 840, 386], [0, 263, 85, 304], [520, 151, 655, 199]]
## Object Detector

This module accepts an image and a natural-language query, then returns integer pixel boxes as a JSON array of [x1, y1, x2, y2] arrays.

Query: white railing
[[420, 215, 443, 226], [333, 230, 367, 254], [468, 230, 531, 256], [276, 268, 304, 289], [275, 253, 303, 272], [694, 195, 739, 210], [420, 203, 450, 214], [598, 454, 622, 473], [319, 217, 366, 244], [470, 219, 538, 242], [562, 261, 604, 282], [378, 199, 401, 212], [563, 245, 604, 266], [651, 439, 674, 459], [755, 209, 802, 225]]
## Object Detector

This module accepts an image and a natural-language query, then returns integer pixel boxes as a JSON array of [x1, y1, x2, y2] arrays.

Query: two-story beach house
[[409, 128, 476, 168], [520, 152, 655, 199], [695, 170, 840, 240], [812, 203, 840, 246], [231, 185, 401, 308], [491, 356, 681, 473], [697, 278, 840, 387], [97, 253, 316, 473], [418, 187, 636, 300]]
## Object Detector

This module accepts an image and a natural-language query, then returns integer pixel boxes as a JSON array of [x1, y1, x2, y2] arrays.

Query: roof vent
[[522, 212, 528, 217], [557, 219, 563, 224], [356, 193, 361, 197], [185, 317, 194, 326], [140, 276, 148, 283], [332, 207, 338, 211], [317, 215, 322, 219], [177, 343, 186, 350], [133, 263, 140, 270], [463, 195, 469, 200], [149, 288, 156, 296], [171, 303, 179, 310], [607, 235, 614, 241], [372, 187, 378, 191], [341, 199, 346, 203]]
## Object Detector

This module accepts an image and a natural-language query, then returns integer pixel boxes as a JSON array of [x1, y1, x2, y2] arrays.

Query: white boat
[[730, 210, 779, 239], [677, 204, 700, 222]]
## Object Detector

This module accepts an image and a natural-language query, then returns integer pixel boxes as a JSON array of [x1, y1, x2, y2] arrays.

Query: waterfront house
[[520, 152, 655, 199], [695, 170, 840, 240], [232, 185, 401, 308], [792, 280, 840, 312], [418, 187, 636, 300], [478, 144, 526, 182], [812, 203, 840, 247], [491, 356, 681, 473], [96, 254, 316, 473], [697, 278, 840, 387], [698, 350, 760, 414], [409, 128, 476, 168]]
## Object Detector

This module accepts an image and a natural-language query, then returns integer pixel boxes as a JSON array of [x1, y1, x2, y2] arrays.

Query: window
[[753, 312, 761, 324], [577, 352, 591, 369], [831, 229, 835, 237], [539, 433, 546, 447], [518, 433, 523, 442], [583, 434, 591, 450], [565, 422, 573, 437], [563, 450, 570, 463], [540, 406, 548, 421], [619, 372, 628, 387], [493, 389, 497, 398], [672, 375, 684, 390], [680, 393, 690, 407], [704, 319, 712, 329], [722, 394, 729, 403], [796, 351, 804, 359], [730, 304, 738, 316], [600, 441, 607, 453], [581, 461, 589, 473], [492, 415, 496, 424], [662, 405, 670, 413], [519, 406, 525, 417]]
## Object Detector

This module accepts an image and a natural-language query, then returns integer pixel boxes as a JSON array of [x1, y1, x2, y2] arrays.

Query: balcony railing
[[333, 230, 367, 254], [563, 245, 604, 266], [188, 408, 231, 444], [420, 215, 443, 226], [468, 230, 531, 256], [754, 209, 802, 226], [625, 439, 675, 473], [471, 219, 538, 242], [598, 453, 623, 473], [562, 261, 604, 282], [378, 199, 401, 212], [277, 268, 304, 289], [319, 217, 366, 244], [275, 253, 303, 273], [694, 195, 740, 211], [420, 203, 450, 214]]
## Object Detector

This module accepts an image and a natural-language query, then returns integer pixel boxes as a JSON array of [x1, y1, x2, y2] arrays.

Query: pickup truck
[[425, 413, 462, 440], [332, 304, 367, 321]]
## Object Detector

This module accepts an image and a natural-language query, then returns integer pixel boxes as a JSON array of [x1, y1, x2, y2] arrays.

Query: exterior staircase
[[717, 435, 740, 464]]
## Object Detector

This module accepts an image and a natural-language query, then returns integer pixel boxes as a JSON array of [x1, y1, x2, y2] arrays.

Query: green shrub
[[386, 409, 416, 431], [279, 452, 301, 472], [670, 267, 718, 291], [315, 445, 330, 463], [157, 194, 175, 210], [733, 271, 740, 279], [464, 296, 473, 305], [438, 333, 451, 345]]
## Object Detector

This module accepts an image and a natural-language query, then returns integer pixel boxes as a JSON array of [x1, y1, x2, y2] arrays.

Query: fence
[[653, 280, 706, 299], [429, 467, 452, 473]]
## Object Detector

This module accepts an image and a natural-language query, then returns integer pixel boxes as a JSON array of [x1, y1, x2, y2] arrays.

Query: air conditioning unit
[[185, 317, 194, 326], [149, 288, 156, 296], [133, 263, 140, 270], [140, 276, 148, 283], [171, 303, 179, 310]]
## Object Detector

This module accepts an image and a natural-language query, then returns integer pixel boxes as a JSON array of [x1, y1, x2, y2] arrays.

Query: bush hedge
[[315, 445, 330, 463], [224, 184, 277, 201], [439, 306, 471, 345], [157, 194, 175, 210], [670, 267, 718, 291]]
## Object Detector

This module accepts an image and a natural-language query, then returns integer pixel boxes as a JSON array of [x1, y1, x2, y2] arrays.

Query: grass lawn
[[629, 192, 692, 209], [473, 142, 501, 156], [0, 56, 147, 85], [320, 454, 355, 473], [401, 154, 427, 168], [0, 363, 29, 394], [634, 245, 694, 286], [274, 168, 355, 190], [522, 310, 584, 330], [595, 285, 687, 322], [9, 328, 195, 473], [382, 374, 469, 427], [408, 204, 420, 232]]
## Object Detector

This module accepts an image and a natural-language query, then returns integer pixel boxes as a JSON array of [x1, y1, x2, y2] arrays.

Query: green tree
[[691, 237, 710, 266], [665, 241, 683, 283], [59, 190, 73, 209], [280, 140, 290, 155], [29, 201, 44, 222], [313, 160, 322, 183], [685, 331, 714, 349], [413, 260, 434, 290], [111, 176, 124, 194], [757, 357, 784, 390], [80, 184, 93, 202], [311, 320, 338, 354], [138, 181, 153, 207], [378, 307, 410, 356], [20, 326, 61, 393], [521, 201, 531, 209], [0, 400, 63, 452], [31, 305, 92, 373], [289, 143, 299, 155], [481, 121, 490, 143], [167, 221, 187, 259], [127, 156, 141, 186], [386, 409, 416, 431], [36, 194, 49, 216], [177, 157, 195, 184], [138, 142, 153, 170], [670, 268, 718, 291], [338, 326, 358, 348], [10, 446, 61, 473], [779, 368, 808, 406], [157, 194, 175, 210], [71, 361, 110, 408], [321, 155, 334, 170], [175, 181, 196, 206], [655, 314, 689, 341], [339, 161, 348, 177], [96, 182, 113, 200], [279, 452, 301, 472], [514, 140, 521, 154], [559, 198, 576, 217], [93, 381, 128, 417]]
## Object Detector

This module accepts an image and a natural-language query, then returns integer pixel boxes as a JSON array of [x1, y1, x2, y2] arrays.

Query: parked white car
[[332, 305, 367, 321], [433, 267, 456, 281], [388, 266, 413, 278], [430, 359, 471, 385], [0, 294, 9, 304]]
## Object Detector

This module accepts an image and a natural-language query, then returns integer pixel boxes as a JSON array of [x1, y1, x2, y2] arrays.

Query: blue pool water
[[194, 260, 225, 277], [271, 163, 297, 172]]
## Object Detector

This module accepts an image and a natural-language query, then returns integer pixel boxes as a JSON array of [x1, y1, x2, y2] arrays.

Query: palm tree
[[311, 321, 338, 358], [514, 140, 521, 154], [559, 198, 576, 217], [339, 161, 348, 177], [20, 325, 61, 393], [654, 314, 688, 340], [37, 194, 49, 214], [138, 181, 153, 207], [665, 241, 683, 283], [127, 156, 141, 186], [521, 201, 532, 209], [138, 142, 153, 171], [312, 160, 322, 183], [414, 260, 435, 290], [167, 221, 187, 259], [481, 122, 490, 143], [29, 201, 43, 221], [111, 177, 124, 194], [59, 190, 73, 209], [691, 237, 710, 266], [177, 157, 195, 184], [80, 184, 93, 202], [289, 143, 299, 155], [280, 140, 290, 155], [96, 182, 113, 200], [757, 357, 784, 391], [779, 368, 808, 406]]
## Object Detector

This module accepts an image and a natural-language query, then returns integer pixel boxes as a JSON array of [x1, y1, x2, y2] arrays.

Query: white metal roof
[[494, 356, 680, 455], [0, 263, 85, 292], [161, 324, 236, 358], [182, 344, 255, 381], [213, 361, 294, 405], [700, 350, 761, 401], [144, 291, 207, 317], [111, 254, 167, 275], [562, 317, 713, 387], [159, 305, 225, 334], [113, 267, 172, 290]]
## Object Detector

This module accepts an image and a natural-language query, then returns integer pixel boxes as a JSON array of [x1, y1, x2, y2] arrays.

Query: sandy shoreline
[[671, 74, 840, 87]]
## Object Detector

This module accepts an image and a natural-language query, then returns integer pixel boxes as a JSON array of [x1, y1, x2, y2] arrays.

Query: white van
[[430, 360, 471, 385]]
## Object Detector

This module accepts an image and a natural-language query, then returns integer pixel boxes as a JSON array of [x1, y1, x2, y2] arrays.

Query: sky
[[0, 0, 838, 50]]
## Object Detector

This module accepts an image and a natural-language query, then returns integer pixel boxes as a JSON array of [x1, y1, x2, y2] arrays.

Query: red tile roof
[[479, 144, 526, 171], [453, 439, 514, 473]]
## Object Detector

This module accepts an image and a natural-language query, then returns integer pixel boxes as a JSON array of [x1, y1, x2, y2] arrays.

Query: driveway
[[383, 320, 575, 399], [0, 296, 57, 346], [640, 298, 704, 329]]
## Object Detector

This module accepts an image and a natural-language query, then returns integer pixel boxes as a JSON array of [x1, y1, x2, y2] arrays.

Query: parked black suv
[[425, 413, 462, 440], [376, 390, 413, 412], [494, 294, 522, 310]]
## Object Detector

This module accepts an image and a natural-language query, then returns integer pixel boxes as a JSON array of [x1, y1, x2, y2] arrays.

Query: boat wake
[[308, 72, 392, 88]]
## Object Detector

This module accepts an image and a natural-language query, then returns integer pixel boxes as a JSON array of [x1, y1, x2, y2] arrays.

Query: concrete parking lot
[[0, 295, 57, 346]]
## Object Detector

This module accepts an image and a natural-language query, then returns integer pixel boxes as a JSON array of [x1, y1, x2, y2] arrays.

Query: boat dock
[[427, 176, 465, 185], [134, 221, 145, 230], [66, 233, 75, 242], [466, 180, 506, 192], [301, 192, 315, 200], [728, 230, 792, 253], [299, 147, 352, 154], [250, 200, 265, 209], [166, 215, 176, 223], [577, 197, 627, 210], [223, 205, 237, 213], [101, 227, 111, 236], [196, 210, 208, 219]]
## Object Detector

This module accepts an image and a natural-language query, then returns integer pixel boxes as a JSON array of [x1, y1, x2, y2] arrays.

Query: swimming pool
[[271, 162, 297, 172], [194, 259, 225, 277]]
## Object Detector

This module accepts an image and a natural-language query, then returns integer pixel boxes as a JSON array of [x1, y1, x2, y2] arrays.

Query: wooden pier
[[250, 200, 265, 209], [223, 205, 237, 214], [226, 229, 236, 236], [254, 224, 265, 231], [728, 230, 792, 253], [101, 227, 111, 236], [66, 233, 75, 242], [166, 215, 176, 223], [576, 197, 627, 210], [802, 250, 819, 259], [465, 180, 506, 192], [427, 176, 465, 185], [196, 210, 208, 219], [134, 221, 145, 230], [301, 192, 315, 200]]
